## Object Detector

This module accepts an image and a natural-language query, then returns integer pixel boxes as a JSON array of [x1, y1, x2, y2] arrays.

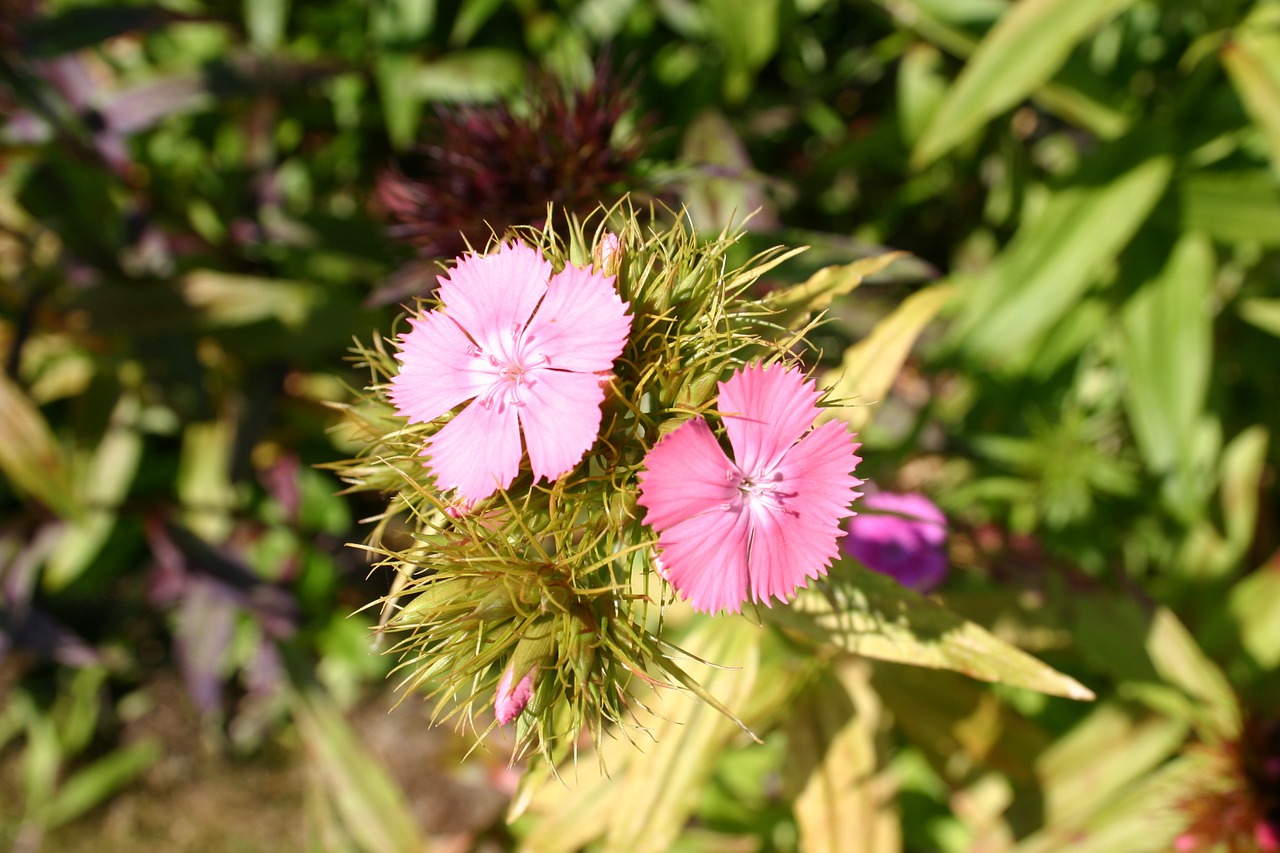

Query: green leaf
[[1119, 232, 1215, 474], [46, 393, 144, 590], [409, 48, 525, 102], [1239, 297, 1280, 337], [771, 563, 1095, 700], [1228, 561, 1280, 671], [1074, 597, 1239, 741], [762, 252, 904, 330], [702, 0, 780, 104], [1034, 702, 1188, 827], [1219, 425, 1269, 562], [1013, 751, 1203, 853], [912, 0, 1138, 167], [604, 619, 765, 853], [872, 0, 1128, 139], [679, 108, 774, 233], [376, 53, 423, 150], [953, 134, 1173, 362], [182, 270, 318, 329], [0, 372, 77, 519], [821, 283, 955, 430], [897, 43, 949, 148], [371, 0, 435, 47], [448, 0, 506, 46], [291, 690, 426, 853], [245, 0, 290, 48], [1181, 170, 1280, 246], [785, 660, 900, 853], [45, 739, 161, 829], [1221, 27, 1280, 179]]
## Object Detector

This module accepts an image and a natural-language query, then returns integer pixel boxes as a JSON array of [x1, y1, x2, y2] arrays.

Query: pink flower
[[636, 362, 863, 614], [842, 491, 948, 592], [389, 243, 631, 506], [494, 665, 535, 724]]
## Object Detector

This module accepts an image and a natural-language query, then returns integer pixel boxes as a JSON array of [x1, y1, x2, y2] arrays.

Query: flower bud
[[593, 232, 622, 276], [494, 666, 535, 725], [493, 617, 557, 724]]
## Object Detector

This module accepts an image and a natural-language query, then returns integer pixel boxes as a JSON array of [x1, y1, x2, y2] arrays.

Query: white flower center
[[727, 466, 797, 515], [470, 323, 550, 412]]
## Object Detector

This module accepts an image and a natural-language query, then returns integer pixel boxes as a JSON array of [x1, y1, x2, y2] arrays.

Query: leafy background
[[2, 0, 1279, 850]]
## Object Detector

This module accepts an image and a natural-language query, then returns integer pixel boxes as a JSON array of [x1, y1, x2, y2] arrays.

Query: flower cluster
[[333, 208, 878, 759]]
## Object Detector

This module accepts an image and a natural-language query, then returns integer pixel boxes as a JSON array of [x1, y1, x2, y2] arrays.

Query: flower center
[[470, 323, 550, 412], [731, 467, 797, 515]]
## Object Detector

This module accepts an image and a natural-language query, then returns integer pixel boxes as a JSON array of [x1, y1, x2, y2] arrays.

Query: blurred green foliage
[[1, 0, 1278, 850]]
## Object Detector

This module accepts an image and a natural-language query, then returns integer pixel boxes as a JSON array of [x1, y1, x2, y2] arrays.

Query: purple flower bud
[[494, 666, 535, 725], [842, 491, 948, 592]]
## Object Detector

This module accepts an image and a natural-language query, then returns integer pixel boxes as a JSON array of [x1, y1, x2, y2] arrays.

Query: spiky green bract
[[328, 203, 818, 764]]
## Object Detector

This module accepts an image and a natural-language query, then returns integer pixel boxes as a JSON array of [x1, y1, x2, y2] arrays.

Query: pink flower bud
[[593, 232, 622, 275], [494, 666, 535, 724]]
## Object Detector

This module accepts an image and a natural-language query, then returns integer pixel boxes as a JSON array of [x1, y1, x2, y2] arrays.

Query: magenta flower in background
[[494, 666, 535, 725], [842, 491, 948, 592], [389, 243, 631, 507], [637, 363, 863, 614]]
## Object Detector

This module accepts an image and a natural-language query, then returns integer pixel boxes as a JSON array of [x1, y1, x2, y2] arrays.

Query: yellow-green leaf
[[762, 252, 904, 330], [821, 283, 954, 430], [0, 372, 77, 518], [786, 660, 900, 853], [1221, 27, 1280, 179], [771, 564, 1095, 700]]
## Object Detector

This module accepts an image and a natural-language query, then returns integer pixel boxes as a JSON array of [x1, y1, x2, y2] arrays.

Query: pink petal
[[744, 498, 845, 606], [494, 666, 534, 724], [523, 263, 631, 372], [435, 243, 551, 359], [389, 313, 499, 424], [424, 398, 522, 504], [739, 420, 861, 604], [637, 418, 740, 533], [718, 363, 823, 475], [518, 369, 609, 484], [654, 506, 752, 614]]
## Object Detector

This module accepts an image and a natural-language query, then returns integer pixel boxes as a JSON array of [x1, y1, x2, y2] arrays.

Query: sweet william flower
[[637, 362, 863, 614], [389, 243, 631, 507], [843, 491, 948, 592]]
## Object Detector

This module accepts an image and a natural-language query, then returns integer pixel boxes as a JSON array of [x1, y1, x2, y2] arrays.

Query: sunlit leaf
[[409, 48, 525, 102], [952, 134, 1173, 362], [772, 564, 1095, 700], [45, 392, 144, 590], [45, 739, 161, 829], [912, 0, 1138, 167], [1221, 27, 1280, 179], [182, 270, 318, 329], [1119, 232, 1215, 474], [821, 283, 954, 430], [603, 619, 764, 852], [1228, 559, 1280, 671], [1181, 170, 1280, 246], [786, 660, 900, 853], [291, 690, 426, 853], [1013, 751, 1202, 853], [1035, 702, 1188, 826], [762, 252, 904, 330], [0, 372, 77, 519], [1239, 297, 1280, 338], [246, 0, 290, 48]]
